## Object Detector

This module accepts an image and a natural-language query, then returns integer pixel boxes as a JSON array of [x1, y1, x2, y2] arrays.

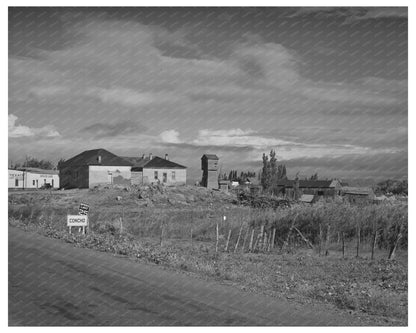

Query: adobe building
[[201, 154, 219, 189], [8, 168, 59, 189], [59, 148, 132, 189], [123, 153, 187, 185]]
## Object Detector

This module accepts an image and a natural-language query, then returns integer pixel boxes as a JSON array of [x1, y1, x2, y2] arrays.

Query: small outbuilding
[[275, 179, 342, 199], [341, 187, 376, 204]]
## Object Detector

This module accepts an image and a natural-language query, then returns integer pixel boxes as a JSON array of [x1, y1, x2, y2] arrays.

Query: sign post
[[67, 215, 88, 235], [78, 203, 90, 233], [78, 203, 90, 215]]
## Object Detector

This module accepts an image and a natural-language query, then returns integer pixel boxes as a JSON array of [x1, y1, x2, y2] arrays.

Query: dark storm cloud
[[81, 121, 147, 138]]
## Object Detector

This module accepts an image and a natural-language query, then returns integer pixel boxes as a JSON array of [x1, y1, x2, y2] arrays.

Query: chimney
[[165, 154, 169, 160], [97, 155, 102, 164], [149, 153, 153, 160]]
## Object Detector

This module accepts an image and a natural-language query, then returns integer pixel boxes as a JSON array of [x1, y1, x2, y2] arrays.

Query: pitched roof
[[124, 156, 187, 170], [275, 180, 334, 188], [61, 149, 133, 168], [341, 187, 375, 196], [201, 154, 219, 160], [300, 180, 333, 188]]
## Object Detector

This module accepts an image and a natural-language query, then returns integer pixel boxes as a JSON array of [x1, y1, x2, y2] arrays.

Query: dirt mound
[[133, 184, 235, 207]]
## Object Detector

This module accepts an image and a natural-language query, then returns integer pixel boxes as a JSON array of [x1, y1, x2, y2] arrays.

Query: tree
[[22, 156, 54, 170], [375, 179, 407, 195], [261, 153, 271, 189], [57, 158, 66, 170], [309, 173, 318, 181], [261, 150, 287, 191]]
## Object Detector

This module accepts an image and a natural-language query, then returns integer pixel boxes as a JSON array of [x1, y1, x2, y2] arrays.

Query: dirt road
[[9, 227, 365, 326]]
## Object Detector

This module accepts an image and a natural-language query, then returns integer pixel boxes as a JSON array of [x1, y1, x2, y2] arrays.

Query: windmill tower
[[201, 154, 219, 189]]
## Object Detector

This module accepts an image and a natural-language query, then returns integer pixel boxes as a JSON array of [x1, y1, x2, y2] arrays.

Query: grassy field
[[8, 185, 408, 325]]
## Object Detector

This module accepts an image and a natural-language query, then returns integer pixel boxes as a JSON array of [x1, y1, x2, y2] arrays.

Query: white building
[[124, 154, 187, 186], [8, 168, 60, 189]]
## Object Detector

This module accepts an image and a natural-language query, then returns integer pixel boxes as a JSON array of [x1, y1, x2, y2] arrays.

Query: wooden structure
[[275, 179, 342, 199], [341, 187, 376, 204], [201, 154, 219, 189]]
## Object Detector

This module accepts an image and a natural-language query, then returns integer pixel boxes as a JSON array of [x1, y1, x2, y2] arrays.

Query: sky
[[8, 7, 408, 184]]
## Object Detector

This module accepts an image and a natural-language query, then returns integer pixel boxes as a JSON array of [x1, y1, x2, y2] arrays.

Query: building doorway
[[163, 172, 167, 183]]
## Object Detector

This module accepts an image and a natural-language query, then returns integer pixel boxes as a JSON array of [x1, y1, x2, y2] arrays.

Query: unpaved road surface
[[9, 227, 366, 326]]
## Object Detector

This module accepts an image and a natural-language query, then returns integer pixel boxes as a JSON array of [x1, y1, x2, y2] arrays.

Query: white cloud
[[193, 128, 296, 148], [160, 130, 182, 144], [9, 114, 60, 138]]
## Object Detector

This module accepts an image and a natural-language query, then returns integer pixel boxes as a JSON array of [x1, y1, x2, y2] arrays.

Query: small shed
[[341, 187, 376, 204], [218, 180, 229, 192]]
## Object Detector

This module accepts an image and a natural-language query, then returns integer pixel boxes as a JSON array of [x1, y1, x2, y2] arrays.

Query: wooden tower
[[201, 154, 219, 189]]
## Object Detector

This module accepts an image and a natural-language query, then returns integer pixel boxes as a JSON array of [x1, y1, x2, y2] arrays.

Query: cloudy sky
[[8, 7, 407, 183]]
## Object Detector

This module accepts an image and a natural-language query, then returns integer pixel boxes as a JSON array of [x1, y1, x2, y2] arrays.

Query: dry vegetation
[[8, 185, 408, 325]]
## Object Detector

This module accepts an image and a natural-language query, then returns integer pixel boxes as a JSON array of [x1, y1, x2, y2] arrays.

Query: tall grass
[[9, 194, 407, 259]]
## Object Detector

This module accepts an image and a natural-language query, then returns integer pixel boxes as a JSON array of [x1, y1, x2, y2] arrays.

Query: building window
[[154, 171, 158, 180], [163, 173, 167, 183], [171, 171, 176, 180], [33, 180, 35, 186]]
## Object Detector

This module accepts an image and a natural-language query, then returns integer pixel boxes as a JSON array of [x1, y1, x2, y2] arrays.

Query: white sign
[[67, 215, 88, 227]]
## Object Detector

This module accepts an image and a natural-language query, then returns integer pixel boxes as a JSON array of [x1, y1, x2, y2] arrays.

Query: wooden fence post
[[356, 222, 361, 258], [325, 224, 331, 256], [318, 224, 323, 256], [341, 232, 345, 259], [263, 230, 268, 251], [215, 219, 219, 253], [388, 223, 403, 260], [371, 229, 378, 260], [234, 221, 244, 253], [248, 228, 255, 252], [225, 229, 232, 252], [271, 228, 276, 250], [241, 227, 249, 253], [160, 223, 164, 247], [259, 225, 264, 250]]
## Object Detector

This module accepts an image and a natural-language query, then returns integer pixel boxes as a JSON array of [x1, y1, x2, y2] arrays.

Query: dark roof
[[201, 154, 219, 160], [61, 149, 133, 168], [341, 187, 374, 196], [122, 156, 150, 169], [124, 156, 187, 171], [275, 180, 334, 188]]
